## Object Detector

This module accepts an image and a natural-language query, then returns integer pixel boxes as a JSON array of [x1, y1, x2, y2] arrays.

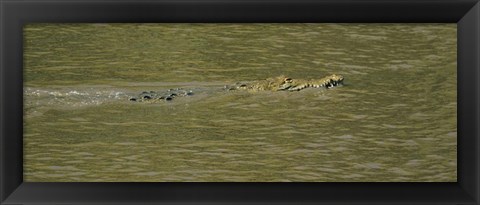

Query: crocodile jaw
[[281, 74, 344, 91]]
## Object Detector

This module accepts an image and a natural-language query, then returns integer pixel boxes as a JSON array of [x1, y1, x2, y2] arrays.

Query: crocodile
[[129, 74, 343, 102]]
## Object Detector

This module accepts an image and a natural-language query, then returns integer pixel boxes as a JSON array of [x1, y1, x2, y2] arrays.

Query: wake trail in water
[[25, 87, 131, 108], [23, 83, 227, 113]]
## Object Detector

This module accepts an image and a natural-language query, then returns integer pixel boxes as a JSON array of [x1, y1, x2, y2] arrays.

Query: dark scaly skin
[[129, 88, 194, 103], [129, 74, 344, 102]]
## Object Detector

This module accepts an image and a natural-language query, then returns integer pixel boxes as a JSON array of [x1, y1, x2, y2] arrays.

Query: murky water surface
[[23, 24, 457, 182]]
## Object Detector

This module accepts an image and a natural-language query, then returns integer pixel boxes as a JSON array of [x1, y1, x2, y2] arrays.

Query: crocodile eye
[[284, 78, 293, 83]]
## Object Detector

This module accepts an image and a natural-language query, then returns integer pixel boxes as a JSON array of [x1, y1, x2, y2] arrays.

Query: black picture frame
[[1, 0, 479, 204]]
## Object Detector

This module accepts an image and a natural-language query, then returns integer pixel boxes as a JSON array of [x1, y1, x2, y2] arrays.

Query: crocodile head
[[228, 74, 344, 92], [278, 74, 344, 91]]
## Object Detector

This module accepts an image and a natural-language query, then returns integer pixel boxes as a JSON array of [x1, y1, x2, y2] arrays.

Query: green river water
[[23, 24, 457, 182]]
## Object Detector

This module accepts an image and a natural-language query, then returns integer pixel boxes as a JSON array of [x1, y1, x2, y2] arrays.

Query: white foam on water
[[23, 87, 134, 117]]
